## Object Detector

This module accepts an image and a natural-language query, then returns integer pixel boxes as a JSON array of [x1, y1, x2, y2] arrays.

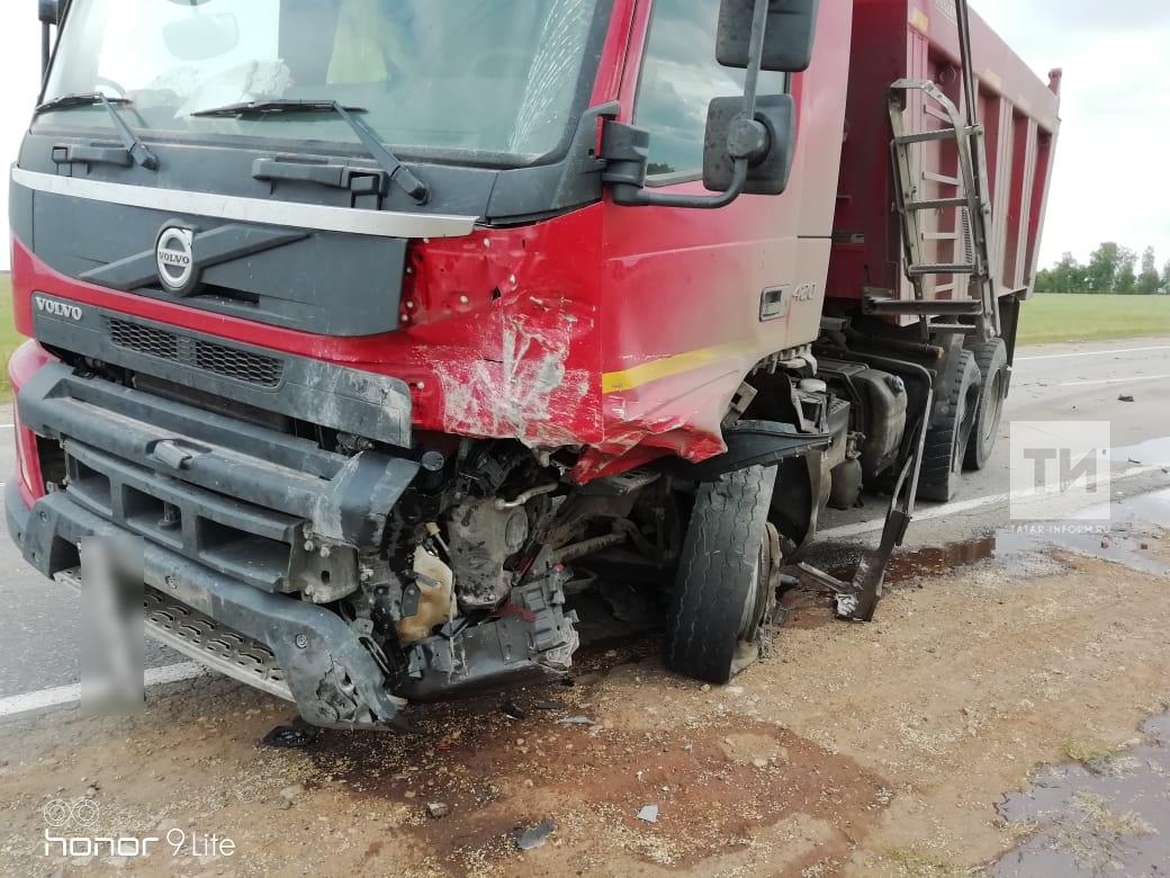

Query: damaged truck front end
[[7, 327, 593, 729], [8, 0, 1025, 729], [11, 0, 629, 729]]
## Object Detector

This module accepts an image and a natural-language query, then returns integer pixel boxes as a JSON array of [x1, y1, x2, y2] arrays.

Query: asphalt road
[[1, 336, 1168, 704]]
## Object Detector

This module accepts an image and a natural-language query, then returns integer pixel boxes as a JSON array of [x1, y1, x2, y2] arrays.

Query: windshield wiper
[[191, 99, 429, 204], [34, 93, 160, 171]]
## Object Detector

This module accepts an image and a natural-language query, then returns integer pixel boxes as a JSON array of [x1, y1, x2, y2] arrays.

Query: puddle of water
[[993, 714, 1170, 877], [812, 524, 1168, 588], [1111, 486, 1170, 524], [811, 486, 1170, 586], [999, 524, 1170, 579]]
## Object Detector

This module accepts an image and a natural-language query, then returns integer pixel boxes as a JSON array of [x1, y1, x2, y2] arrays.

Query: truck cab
[[8, 0, 1057, 729]]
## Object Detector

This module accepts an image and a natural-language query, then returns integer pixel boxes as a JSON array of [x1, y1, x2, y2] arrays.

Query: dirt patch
[[313, 707, 884, 874], [2, 523, 1169, 877]]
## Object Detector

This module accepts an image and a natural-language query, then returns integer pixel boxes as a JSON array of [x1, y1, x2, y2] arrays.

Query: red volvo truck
[[8, 0, 1058, 729]]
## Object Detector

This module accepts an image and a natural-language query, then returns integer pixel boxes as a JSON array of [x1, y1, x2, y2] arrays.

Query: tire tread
[[665, 465, 775, 683]]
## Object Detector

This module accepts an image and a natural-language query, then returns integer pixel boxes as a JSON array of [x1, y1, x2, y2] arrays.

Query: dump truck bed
[[827, 0, 1061, 307]]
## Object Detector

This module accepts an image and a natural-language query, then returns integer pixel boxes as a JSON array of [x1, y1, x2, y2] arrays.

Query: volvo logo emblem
[[34, 296, 83, 321], [156, 227, 196, 293]]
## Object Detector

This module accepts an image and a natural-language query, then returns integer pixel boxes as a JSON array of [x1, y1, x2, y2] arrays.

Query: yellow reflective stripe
[[909, 9, 930, 34], [601, 342, 757, 394]]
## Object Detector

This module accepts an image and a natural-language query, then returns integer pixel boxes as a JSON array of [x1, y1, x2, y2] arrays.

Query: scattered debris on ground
[[2, 517, 1169, 876]]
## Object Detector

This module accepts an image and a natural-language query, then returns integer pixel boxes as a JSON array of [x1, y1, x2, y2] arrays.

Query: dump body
[[828, 0, 1061, 308]]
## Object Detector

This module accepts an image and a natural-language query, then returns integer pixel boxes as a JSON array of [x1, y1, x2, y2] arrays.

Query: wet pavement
[[995, 713, 1170, 877], [804, 487, 1170, 588], [1114, 436, 1170, 469]]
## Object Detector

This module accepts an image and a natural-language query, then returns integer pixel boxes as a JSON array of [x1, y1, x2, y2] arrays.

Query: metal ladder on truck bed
[[865, 0, 1000, 342]]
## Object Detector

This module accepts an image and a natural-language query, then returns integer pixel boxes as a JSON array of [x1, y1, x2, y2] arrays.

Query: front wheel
[[664, 465, 778, 684]]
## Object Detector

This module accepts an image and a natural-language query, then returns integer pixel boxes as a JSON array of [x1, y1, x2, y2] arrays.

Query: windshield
[[40, 0, 601, 162]]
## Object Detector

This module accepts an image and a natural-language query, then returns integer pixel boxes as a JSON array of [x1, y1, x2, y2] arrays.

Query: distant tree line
[[1034, 243, 1170, 294]]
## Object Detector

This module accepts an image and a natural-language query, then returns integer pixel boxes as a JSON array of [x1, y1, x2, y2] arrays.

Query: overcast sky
[[1, 1, 1167, 271]]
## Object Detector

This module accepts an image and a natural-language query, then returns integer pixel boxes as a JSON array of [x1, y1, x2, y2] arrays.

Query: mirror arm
[[616, 160, 749, 209], [739, 0, 770, 118], [41, 22, 51, 79]]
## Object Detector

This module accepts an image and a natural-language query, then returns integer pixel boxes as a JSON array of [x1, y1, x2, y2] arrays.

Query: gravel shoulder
[[2, 516, 1169, 876]]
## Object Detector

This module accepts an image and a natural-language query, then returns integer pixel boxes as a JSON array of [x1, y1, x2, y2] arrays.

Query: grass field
[[0, 273, 24, 401], [1017, 293, 1170, 345], [0, 276, 1166, 401]]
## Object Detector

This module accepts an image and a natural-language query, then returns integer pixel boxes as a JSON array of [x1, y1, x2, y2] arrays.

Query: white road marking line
[[0, 424, 12, 430], [1059, 374, 1170, 388], [1017, 345, 1170, 362], [817, 466, 1160, 541], [0, 662, 208, 719]]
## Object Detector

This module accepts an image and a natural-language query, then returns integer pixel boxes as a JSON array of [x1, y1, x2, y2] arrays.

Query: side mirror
[[717, 0, 821, 73], [600, 0, 808, 210], [703, 94, 796, 195]]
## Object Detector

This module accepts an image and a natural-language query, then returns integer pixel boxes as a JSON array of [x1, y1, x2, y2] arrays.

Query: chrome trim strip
[[11, 167, 478, 239]]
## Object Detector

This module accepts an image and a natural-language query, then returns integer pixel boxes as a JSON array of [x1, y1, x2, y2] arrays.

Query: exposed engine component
[[398, 568, 579, 702], [396, 546, 455, 645], [447, 498, 531, 609]]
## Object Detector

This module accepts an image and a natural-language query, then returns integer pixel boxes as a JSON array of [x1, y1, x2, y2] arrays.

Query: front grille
[[108, 320, 179, 360], [194, 338, 283, 387], [107, 318, 284, 388]]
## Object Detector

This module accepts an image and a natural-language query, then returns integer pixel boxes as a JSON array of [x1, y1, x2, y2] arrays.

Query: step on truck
[[8, 0, 1059, 729]]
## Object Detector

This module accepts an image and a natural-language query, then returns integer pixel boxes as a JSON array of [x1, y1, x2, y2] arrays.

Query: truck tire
[[918, 350, 982, 503], [964, 339, 1009, 471], [664, 465, 777, 684]]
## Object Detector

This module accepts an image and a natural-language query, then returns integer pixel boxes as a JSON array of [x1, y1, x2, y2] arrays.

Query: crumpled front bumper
[[7, 357, 423, 730], [7, 479, 409, 730]]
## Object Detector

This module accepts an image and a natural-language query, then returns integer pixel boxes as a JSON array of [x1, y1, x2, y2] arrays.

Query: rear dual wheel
[[964, 339, 1009, 471], [664, 465, 779, 684], [918, 350, 983, 503]]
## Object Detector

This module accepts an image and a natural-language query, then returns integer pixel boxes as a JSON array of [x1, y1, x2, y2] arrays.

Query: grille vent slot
[[107, 318, 283, 388]]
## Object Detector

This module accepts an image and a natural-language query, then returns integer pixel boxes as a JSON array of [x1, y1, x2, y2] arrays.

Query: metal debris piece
[[261, 720, 320, 749], [502, 701, 527, 720], [533, 700, 566, 711], [636, 804, 659, 824], [426, 802, 450, 819], [556, 715, 596, 726], [516, 818, 555, 851], [1118, 394, 1136, 403]]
